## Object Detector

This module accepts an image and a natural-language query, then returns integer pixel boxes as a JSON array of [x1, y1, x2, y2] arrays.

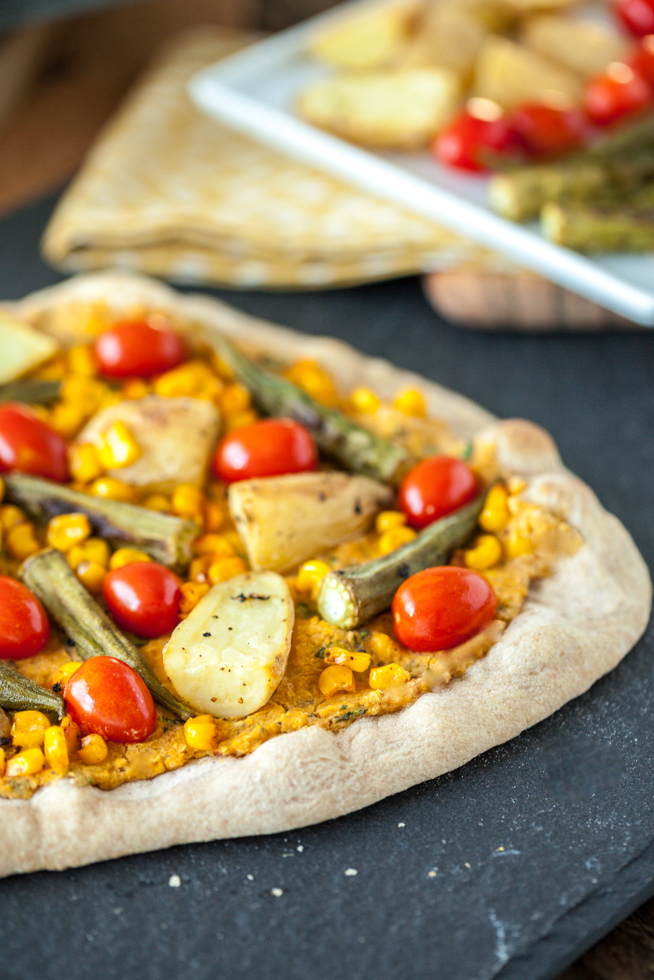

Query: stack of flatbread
[[42, 29, 491, 290]]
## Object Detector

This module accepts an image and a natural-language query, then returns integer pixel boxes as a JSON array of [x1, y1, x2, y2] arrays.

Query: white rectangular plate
[[189, 0, 654, 326]]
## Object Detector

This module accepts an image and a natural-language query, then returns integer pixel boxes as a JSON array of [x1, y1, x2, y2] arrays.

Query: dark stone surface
[[1, 192, 653, 980]]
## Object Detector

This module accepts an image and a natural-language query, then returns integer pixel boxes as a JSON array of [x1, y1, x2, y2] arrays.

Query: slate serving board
[[0, 193, 653, 980]]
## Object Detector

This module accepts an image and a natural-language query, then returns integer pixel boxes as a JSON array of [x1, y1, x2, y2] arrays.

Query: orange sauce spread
[[0, 300, 581, 799]]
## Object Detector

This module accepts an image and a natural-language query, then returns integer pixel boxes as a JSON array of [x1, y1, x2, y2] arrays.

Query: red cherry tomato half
[[583, 62, 653, 125], [0, 403, 68, 482], [0, 577, 49, 660], [628, 35, 654, 84], [103, 562, 182, 639], [64, 656, 156, 743], [392, 566, 497, 652], [399, 456, 479, 530], [213, 418, 317, 483], [509, 102, 588, 159], [433, 102, 516, 172], [614, 0, 654, 36], [94, 320, 186, 378]]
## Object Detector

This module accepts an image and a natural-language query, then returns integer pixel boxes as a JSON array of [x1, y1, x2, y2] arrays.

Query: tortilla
[[0, 271, 650, 878]]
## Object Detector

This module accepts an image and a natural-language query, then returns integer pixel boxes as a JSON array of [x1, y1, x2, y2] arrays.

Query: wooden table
[[0, 3, 652, 974]]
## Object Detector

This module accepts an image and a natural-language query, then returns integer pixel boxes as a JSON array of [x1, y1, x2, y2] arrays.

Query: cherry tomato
[[94, 320, 186, 378], [509, 102, 588, 159], [392, 566, 497, 652], [614, 0, 654, 36], [64, 656, 156, 743], [213, 418, 317, 483], [103, 562, 182, 639], [0, 403, 68, 482], [0, 577, 49, 660], [399, 456, 478, 530], [583, 62, 653, 125], [628, 35, 654, 84], [433, 101, 516, 172]]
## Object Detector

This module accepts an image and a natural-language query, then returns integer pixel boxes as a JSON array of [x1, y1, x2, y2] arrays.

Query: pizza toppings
[[163, 571, 294, 719], [399, 456, 479, 529], [392, 566, 498, 652], [94, 319, 186, 378], [213, 418, 317, 483], [316, 495, 483, 630], [0, 577, 50, 660], [0, 404, 69, 482], [103, 561, 182, 638], [64, 656, 157, 744]]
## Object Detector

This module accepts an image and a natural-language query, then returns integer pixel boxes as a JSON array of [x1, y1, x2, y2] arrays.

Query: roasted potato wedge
[[402, 5, 488, 78], [308, 1, 419, 70], [77, 394, 221, 491], [0, 314, 59, 383], [298, 66, 461, 150], [520, 14, 629, 78], [163, 571, 294, 719], [473, 35, 583, 109], [229, 471, 393, 574]]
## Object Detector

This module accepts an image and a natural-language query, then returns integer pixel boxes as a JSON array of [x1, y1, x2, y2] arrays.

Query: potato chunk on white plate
[[0, 313, 59, 383], [309, 1, 418, 70], [163, 571, 294, 719], [77, 394, 220, 491]]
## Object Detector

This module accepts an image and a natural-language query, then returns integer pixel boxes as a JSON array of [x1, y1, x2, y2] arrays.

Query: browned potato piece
[[298, 66, 461, 150], [504, 0, 576, 10], [403, 5, 487, 78], [228, 471, 393, 574], [308, 1, 420, 70], [520, 14, 630, 78], [473, 35, 583, 110]]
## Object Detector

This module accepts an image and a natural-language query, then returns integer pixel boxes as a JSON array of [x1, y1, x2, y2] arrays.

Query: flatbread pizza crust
[[0, 272, 650, 878]]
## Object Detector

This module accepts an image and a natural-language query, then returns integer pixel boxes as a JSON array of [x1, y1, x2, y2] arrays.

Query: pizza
[[0, 271, 650, 879]]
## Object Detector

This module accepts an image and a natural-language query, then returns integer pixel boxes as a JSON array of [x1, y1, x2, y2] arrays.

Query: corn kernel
[[96, 421, 141, 470], [222, 530, 244, 553], [296, 560, 331, 596], [479, 485, 510, 534], [46, 513, 91, 552], [0, 477, 5, 504], [219, 383, 250, 417], [210, 351, 235, 381], [154, 360, 213, 398], [122, 378, 150, 400], [504, 531, 534, 560], [0, 747, 5, 776], [192, 533, 235, 558], [33, 352, 66, 380], [189, 555, 211, 582], [172, 483, 204, 519], [68, 442, 104, 483], [50, 661, 81, 690], [44, 726, 69, 772], [350, 387, 380, 414], [10, 711, 51, 748], [78, 733, 108, 765], [0, 504, 27, 530], [67, 537, 110, 571], [179, 581, 210, 617], [368, 631, 399, 660], [393, 388, 427, 417], [184, 715, 218, 751], [89, 477, 136, 502], [48, 402, 86, 438], [6, 522, 40, 560], [375, 510, 407, 534], [202, 501, 224, 532], [142, 493, 170, 513], [61, 715, 81, 754], [369, 663, 411, 690], [76, 560, 106, 594], [109, 547, 152, 570], [225, 410, 258, 433], [507, 476, 527, 496], [464, 534, 503, 571], [318, 664, 355, 697], [195, 378, 224, 403], [378, 526, 417, 556], [284, 360, 338, 407], [60, 376, 106, 415], [324, 647, 371, 672], [67, 344, 98, 377], [5, 746, 45, 777], [207, 556, 248, 585]]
